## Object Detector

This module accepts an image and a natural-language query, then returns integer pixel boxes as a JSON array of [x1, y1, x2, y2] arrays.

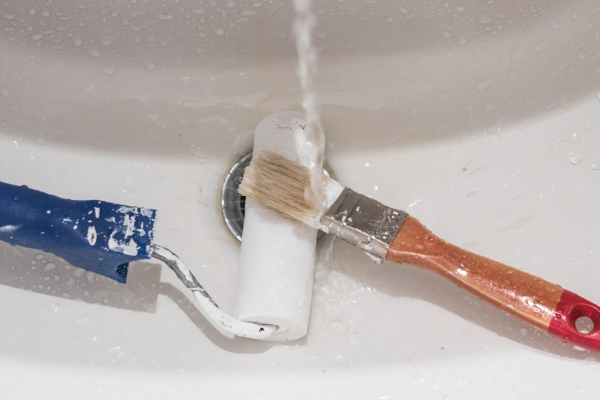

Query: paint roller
[[234, 111, 320, 341], [0, 180, 275, 339], [0, 111, 319, 342]]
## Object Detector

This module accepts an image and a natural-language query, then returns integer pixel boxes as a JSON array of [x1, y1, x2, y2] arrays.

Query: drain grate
[[221, 152, 331, 242]]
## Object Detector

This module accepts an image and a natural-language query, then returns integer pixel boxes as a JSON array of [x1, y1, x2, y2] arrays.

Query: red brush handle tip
[[548, 290, 600, 352]]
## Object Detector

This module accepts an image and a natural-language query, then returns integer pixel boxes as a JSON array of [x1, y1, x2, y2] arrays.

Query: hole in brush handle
[[548, 290, 600, 351]]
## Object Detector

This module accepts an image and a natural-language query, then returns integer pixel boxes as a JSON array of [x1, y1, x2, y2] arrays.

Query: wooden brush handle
[[387, 216, 600, 352]]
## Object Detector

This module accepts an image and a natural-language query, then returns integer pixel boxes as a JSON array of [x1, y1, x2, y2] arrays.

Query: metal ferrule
[[321, 188, 408, 260]]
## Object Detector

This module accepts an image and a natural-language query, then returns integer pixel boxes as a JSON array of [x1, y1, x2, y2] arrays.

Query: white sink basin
[[1, 0, 600, 398]]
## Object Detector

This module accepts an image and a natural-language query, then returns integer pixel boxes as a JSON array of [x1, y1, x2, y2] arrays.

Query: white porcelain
[[1, 0, 600, 398]]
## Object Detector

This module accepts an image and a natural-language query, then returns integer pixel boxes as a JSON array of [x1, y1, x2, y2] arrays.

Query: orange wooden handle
[[388, 216, 600, 351], [387, 216, 563, 330]]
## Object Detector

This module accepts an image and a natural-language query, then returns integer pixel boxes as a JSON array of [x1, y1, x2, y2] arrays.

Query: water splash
[[311, 234, 362, 357], [293, 0, 325, 210]]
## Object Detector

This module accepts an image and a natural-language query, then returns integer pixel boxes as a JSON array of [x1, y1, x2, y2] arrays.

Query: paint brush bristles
[[239, 151, 320, 226], [239, 151, 343, 229]]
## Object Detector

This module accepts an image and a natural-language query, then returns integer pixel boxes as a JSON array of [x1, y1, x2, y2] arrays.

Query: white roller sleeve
[[234, 111, 320, 341]]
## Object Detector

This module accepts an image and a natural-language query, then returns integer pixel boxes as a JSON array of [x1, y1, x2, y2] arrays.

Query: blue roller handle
[[0, 181, 157, 283]]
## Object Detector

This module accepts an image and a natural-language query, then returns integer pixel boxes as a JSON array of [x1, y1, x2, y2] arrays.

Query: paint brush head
[[239, 150, 345, 229], [239, 150, 321, 228]]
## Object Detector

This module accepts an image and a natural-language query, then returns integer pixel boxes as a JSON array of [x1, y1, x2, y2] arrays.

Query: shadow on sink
[[0, 231, 594, 364], [0, 241, 274, 355]]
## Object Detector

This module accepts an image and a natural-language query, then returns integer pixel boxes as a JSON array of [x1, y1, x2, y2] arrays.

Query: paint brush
[[239, 150, 600, 351]]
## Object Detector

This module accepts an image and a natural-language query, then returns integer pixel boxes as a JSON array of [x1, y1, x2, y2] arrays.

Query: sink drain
[[221, 152, 331, 242], [221, 153, 252, 242]]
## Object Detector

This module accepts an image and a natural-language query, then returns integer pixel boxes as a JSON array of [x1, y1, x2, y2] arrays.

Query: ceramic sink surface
[[1, 0, 600, 398]]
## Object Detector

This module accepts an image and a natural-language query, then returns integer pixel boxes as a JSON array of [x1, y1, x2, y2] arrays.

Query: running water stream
[[292, 0, 363, 348], [293, 0, 326, 208]]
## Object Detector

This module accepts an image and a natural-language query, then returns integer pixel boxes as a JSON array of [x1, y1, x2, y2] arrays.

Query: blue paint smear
[[0, 181, 157, 283]]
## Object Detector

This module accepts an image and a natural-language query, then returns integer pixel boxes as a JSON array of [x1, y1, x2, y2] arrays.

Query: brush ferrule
[[321, 188, 408, 260]]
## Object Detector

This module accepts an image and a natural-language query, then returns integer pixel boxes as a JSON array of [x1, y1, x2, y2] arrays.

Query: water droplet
[[520, 328, 528, 336], [73, 37, 83, 46], [577, 267, 587, 276], [44, 263, 55, 271], [156, 13, 173, 20], [563, 254, 575, 265], [592, 161, 600, 170], [570, 154, 585, 165], [534, 41, 548, 53], [101, 36, 117, 46], [479, 16, 492, 24], [511, 47, 526, 63], [580, 249, 592, 260], [458, 38, 467, 46], [559, 132, 578, 142], [415, 244, 425, 250], [145, 62, 156, 71], [326, 320, 345, 334], [477, 79, 494, 93], [0, 89, 9, 98], [442, 31, 451, 38], [31, 34, 43, 41], [100, 65, 116, 75], [214, 28, 225, 36], [90, 49, 102, 57]]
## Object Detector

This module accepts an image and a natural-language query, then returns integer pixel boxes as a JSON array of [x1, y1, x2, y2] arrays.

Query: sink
[[1, 0, 600, 398]]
